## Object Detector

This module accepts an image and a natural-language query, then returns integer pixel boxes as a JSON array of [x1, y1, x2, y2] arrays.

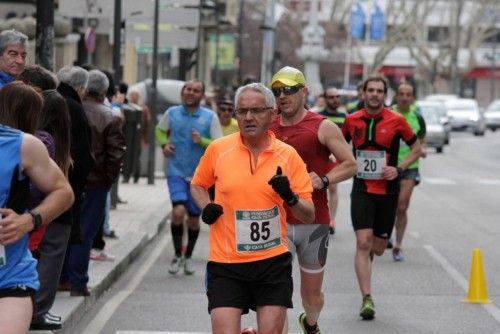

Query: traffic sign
[[59, 0, 200, 19], [126, 20, 198, 49]]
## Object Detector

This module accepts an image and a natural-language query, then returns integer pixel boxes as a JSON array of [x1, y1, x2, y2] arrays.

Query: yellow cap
[[270, 66, 306, 87]]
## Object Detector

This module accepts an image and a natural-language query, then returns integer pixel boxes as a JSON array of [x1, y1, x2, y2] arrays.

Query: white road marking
[[82, 233, 171, 334], [423, 245, 500, 323], [475, 178, 500, 186], [424, 177, 457, 185]]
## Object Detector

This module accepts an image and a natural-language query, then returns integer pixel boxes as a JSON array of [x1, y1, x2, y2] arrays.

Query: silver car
[[420, 105, 446, 153], [484, 99, 500, 131], [443, 98, 485, 136], [417, 100, 451, 145]]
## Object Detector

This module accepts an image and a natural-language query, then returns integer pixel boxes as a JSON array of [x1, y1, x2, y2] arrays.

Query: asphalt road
[[74, 130, 500, 334]]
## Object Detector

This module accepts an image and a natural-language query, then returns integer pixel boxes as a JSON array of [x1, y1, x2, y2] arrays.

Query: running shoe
[[298, 312, 321, 334], [184, 257, 195, 275], [168, 255, 184, 275], [241, 327, 258, 334], [392, 248, 404, 262], [359, 295, 375, 320], [90, 249, 115, 262], [386, 238, 393, 249]]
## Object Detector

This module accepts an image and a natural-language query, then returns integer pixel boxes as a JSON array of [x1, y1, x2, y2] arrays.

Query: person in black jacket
[[54, 66, 95, 297]]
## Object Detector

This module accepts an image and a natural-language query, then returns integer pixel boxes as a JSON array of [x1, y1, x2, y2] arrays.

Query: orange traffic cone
[[463, 248, 492, 304]]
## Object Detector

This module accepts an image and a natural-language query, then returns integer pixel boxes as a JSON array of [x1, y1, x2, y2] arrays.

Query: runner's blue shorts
[[167, 176, 201, 216]]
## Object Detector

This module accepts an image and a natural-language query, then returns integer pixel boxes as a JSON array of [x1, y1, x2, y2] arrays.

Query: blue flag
[[351, 1, 365, 40], [370, 2, 385, 40]]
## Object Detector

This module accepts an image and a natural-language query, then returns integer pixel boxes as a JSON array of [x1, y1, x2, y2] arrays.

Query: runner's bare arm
[[318, 120, 357, 184], [190, 184, 211, 210]]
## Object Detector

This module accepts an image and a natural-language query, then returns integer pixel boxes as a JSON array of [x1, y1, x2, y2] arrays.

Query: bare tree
[[327, 0, 499, 93]]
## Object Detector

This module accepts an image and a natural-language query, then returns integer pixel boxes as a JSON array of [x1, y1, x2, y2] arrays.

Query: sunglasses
[[218, 106, 234, 113], [271, 85, 303, 97]]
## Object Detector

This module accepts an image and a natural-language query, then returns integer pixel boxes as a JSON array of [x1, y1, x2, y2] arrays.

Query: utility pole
[[490, 10, 499, 101], [260, 0, 276, 85], [237, 0, 244, 85], [147, 0, 160, 185], [450, 0, 463, 95], [113, 0, 122, 83], [36, 0, 54, 71], [214, 1, 221, 88]]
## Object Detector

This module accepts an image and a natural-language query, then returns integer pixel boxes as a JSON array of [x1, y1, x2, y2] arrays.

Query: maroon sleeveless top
[[270, 111, 331, 225]]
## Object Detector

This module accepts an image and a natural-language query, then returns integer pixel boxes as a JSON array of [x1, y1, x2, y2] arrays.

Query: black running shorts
[[0, 285, 36, 298], [400, 168, 421, 186], [351, 192, 398, 239], [205, 252, 293, 314]]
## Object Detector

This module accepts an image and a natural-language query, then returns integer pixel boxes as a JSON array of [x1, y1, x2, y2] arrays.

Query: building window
[[428, 27, 449, 43], [483, 28, 500, 44]]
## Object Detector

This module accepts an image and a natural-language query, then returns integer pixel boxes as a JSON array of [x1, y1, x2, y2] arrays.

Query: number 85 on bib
[[235, 207, 282, 252]]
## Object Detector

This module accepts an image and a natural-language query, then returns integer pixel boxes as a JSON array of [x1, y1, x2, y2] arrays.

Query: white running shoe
[[168, 256, 184, 275], [184, 257, 195, 275]]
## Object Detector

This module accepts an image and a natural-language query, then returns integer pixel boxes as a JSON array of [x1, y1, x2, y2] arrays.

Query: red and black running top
[[342, 108, 417, 195]]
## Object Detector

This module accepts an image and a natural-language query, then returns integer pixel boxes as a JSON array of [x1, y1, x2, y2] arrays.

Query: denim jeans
[[66, 187, 109, 291]]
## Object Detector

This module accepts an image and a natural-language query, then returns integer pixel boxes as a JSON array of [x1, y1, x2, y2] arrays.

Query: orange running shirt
[[192, 131, 313, 264]]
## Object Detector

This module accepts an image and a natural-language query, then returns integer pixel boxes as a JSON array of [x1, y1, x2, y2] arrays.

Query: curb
[[30, 208, 169, 334]]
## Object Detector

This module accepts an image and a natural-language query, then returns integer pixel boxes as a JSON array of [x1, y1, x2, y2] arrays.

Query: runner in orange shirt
[[191, 82, 315, 334]]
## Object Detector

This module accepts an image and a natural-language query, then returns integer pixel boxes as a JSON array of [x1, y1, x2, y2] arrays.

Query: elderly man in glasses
[[269, 66, 357, 334], [191, 82, 315, 334]]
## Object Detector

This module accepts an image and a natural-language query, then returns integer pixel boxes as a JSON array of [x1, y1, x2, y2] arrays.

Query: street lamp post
[[237, 0, 244, 85], [147, 0, 160, 185], [214, 4, 221, 87], [490, 10, 500, 101], [491, 37, 497, 101], [113, 0, 122, 83]]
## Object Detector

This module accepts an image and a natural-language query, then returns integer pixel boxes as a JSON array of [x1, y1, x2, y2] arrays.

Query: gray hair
[[87, 69, 109, 95], [0, 29, 28, 55], [57, 66, 89, 92], [234, 82, 275, 109]]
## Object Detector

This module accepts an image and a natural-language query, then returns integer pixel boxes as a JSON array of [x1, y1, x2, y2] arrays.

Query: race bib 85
[[235, 206, 281, 252]]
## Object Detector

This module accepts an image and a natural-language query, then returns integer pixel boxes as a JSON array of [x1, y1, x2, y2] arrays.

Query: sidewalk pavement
[[29, 176, 171, 334]]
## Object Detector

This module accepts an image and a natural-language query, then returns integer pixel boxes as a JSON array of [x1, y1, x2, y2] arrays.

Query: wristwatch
[[28, 210, 43, 231], [320, 175, 330, 189], [397, 167, 404, 177]]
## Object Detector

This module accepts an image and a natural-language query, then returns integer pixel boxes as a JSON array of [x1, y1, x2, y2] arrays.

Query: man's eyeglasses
[[271, 85, 303, 97], [325, 95, 341, 99], [234, 107, 272, 117]]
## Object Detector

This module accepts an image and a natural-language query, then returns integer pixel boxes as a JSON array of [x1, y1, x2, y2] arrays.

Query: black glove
[[268, 166, 299, 206], [202, 203, 224, 225]]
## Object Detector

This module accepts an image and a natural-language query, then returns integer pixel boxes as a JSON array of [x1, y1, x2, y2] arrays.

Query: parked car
[[420, 105, 446, 153], [443, 98, 485, 136], [417, 99, 451, 145], [484, 99, 500, 131], [425, 94, 458, 103], [128, 79, 185, 116]]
